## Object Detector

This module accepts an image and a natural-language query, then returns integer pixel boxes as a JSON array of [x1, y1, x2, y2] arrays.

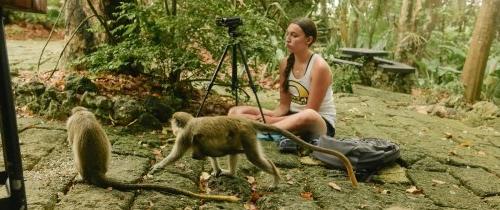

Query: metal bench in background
[[330, 57, 363, 67], [374, 57, 415, 74], [330, 48, 416, 93]]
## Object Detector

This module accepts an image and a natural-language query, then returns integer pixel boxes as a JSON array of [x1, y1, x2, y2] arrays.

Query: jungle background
[[4, 0, 499, 127]]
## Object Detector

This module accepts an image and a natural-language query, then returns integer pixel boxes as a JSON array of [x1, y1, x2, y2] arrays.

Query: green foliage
[[71, 0, 498, 103], [76, 0, 284, 88], [330, 63, 360, 93]]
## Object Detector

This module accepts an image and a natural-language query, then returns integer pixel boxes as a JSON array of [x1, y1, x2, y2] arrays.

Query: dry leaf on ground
[[406, 186, 424, 195], [299, 156, 322, 165], [300, 192, 314, 200], [432, 179, 446, 185], [328, 182, 342, 191]]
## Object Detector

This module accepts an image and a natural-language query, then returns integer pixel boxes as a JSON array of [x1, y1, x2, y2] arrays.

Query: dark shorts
[[322, 117, 336, 137]]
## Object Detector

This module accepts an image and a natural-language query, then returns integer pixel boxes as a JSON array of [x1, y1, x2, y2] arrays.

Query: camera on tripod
[[198, 16, 266, 120], [215, 16, 243, 28]]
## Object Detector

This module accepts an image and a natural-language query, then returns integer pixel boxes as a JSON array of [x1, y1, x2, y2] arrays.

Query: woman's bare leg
[[229, 106, 327, 137], [227, 106, 284, 123], [272, 109, 327, 137]]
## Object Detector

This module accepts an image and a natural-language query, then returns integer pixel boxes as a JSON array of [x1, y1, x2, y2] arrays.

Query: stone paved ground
[[0, 85, 499, 209], [2, 40, 500, 209]]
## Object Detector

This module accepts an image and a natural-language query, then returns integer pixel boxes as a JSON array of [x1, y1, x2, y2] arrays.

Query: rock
[[143, 96, 175, 122], [64, 74, 98, 94], [95, 96, 113, 110], [43, 100, 65, 119], [137, 113, 162, 130], [373, 163, 410, 184], [112, 96, 144, 125], [61, 90, 79, 108], [16, 80, 46, 96], [470, 101, 499, 119], [80, 91, 97, 108]]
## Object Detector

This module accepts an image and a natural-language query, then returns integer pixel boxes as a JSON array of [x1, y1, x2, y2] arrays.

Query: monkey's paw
[[212, 169, 234, 177], [148, 164, 163, 176]]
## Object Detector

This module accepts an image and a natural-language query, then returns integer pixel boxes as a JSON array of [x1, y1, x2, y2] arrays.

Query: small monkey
[[66, 106, 239, 202], [149, 112, 358, 188]]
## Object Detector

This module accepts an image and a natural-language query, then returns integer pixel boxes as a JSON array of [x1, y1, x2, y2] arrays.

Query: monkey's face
[[170, 118, 181, 136]]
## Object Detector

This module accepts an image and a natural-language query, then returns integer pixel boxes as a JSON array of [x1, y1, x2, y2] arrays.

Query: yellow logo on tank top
[[288, 80, 308, 105]]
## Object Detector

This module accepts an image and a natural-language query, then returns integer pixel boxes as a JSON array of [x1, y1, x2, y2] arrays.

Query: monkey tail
[[251, 122, 359, 187], [99, 177, 240, 202]]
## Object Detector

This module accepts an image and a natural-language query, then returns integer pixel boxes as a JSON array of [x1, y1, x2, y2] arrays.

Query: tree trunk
[[422, 0, 442, 39], [462, 0, 500, 103], [63, 0, 131, 70], [395, 0, 413, 60], [348, 0, 361, 47], [409, 0, 422, 33], [457, 0, 466, 32], [368, 0, 383, 48], [63, 0, 99, 70], [338, 0, 349, 46], [319, 0, 328, 27]]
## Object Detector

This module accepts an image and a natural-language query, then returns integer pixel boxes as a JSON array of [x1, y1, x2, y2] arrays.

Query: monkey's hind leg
[[226, 154, 238, 176], [209, 157, 222, 176], [210, 155, 237, 176], [244, 151, 281, 188]]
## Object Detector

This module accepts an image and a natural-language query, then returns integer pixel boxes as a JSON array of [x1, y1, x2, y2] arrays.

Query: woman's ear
[[306, 36, 313, 45]]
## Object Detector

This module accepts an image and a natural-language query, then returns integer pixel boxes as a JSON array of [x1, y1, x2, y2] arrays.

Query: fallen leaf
[[246, 176, 256, 184], [449, 150, 457, 156], [374, 186, 390, 194], [199, 172, 211, 194], [244, 203, 258, 210], [328, 182, 342, 191], [250, 191, 261, 203], [161, 127, 170, 135], [432, 179, 446, 185], [444, 132, 453, 139], [406, 186, 424, 195], [299, 156, 322, 165], [300, 192, 314, 200], [459, 141, 473, 147], [152, 149, 163, 159], [200, 172, 211, 181]]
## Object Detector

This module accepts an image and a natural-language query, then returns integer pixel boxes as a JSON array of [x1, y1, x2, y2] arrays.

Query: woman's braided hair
[[282, 17, 317, 91]]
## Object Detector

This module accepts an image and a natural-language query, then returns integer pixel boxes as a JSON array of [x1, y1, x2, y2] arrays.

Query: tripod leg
[[0, 9, 28, 209], [231, 44, 239, 105], [196, 44, 230, 117], [236, 44, 267, 124]]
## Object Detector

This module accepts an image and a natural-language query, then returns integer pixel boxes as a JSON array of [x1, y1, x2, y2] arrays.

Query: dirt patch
[[4, 22, 64, 40]]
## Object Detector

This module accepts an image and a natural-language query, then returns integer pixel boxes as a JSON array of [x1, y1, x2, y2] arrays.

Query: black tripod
[[196, 23, 267, 124], [0, 8, 28, 209]]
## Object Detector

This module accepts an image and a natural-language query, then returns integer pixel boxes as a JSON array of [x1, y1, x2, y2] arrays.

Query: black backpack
[[311, 136, 401, 181]]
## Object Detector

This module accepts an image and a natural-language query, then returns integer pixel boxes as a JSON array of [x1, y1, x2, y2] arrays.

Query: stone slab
[[407, 170, 489, 209], [449, 167, 500, 197]]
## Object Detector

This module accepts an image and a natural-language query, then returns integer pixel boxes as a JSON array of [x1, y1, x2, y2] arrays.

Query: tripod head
[[216, 16, 242, 38]]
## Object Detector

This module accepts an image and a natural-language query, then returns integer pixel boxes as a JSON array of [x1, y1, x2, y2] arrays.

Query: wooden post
[[461, 0, 500, 103]]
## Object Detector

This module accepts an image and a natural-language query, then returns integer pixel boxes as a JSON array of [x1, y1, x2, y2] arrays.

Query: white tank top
[[288, 54, 336, 128]]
